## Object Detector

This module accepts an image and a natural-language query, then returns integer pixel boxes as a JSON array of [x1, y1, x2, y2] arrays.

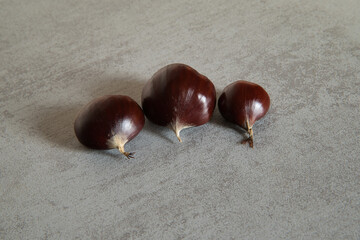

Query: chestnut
[[218, 80, 270, 148], [74, 95, 145, 158], [141, 63, 216, 142]]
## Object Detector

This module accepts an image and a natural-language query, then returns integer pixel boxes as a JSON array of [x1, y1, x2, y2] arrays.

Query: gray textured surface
[[1, 0, 359, 239]]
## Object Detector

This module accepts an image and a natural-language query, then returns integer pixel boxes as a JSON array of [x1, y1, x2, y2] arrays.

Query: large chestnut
[[218, 80, 270, 148], [141, 63, 216, 142], [74, 95, 145, 158]]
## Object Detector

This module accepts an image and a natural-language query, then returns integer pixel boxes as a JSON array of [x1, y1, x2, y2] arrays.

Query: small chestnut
[[218, 80, 270, 148], [141, 63, 216, 142], [74, 95, 145, 158]]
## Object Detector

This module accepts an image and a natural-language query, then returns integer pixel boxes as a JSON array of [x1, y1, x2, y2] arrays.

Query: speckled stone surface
[[1, 0, 359, 239]]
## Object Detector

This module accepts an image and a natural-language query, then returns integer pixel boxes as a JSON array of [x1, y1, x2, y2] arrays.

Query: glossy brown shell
[[74, 95, 145, 149], [141, 63, 216, 127], [218, 80, 270, 128]]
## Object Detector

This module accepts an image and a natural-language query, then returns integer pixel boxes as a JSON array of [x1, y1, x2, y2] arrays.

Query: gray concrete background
[[1, 0, 359, 239]]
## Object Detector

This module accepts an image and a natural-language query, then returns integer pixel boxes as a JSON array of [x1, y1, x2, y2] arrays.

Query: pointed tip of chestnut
[[171, 120, 188, 143], [176, 134, 182, 143], [117, 147, 135, 159], [218, 80, 270, 148], [171, 123, 183, 143], [113, 137, 135, 159], [175, 130, 182, 143], [141, 63, 216, 142]]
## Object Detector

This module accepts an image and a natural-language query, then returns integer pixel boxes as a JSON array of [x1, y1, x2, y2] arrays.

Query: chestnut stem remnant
[[241, 119, 254, 148], [117, 146, 134, 159], [171, 121, 183, 142], [174, 127, 182, 142]]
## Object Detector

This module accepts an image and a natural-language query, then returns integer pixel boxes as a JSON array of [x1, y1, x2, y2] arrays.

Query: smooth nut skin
[[74, 95, 145, 149], [218, 80, 270, 129], [141, 63, 216, 128]]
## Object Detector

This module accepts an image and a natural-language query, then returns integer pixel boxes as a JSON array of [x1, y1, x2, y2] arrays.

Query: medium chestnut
[[218, 80, 270, 148], [74, 95, 145, 158], [141, 63, 216, 142]]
